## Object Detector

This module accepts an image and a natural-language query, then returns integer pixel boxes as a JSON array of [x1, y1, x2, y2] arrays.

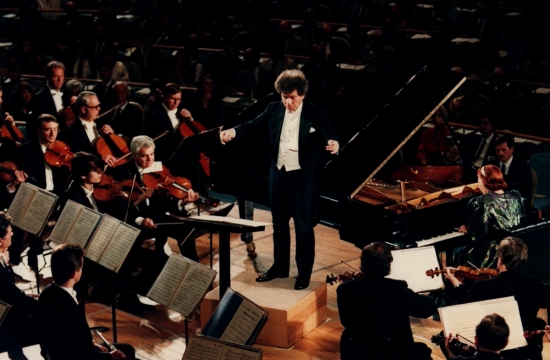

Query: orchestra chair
[[530, 153, 550, 216], [123, 61, 141, 83]]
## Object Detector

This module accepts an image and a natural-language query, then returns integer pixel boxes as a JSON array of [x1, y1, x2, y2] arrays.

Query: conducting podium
[[157, 215, 270, 297]]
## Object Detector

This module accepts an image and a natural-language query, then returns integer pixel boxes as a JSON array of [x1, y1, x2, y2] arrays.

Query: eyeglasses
[[85, 104, 101, 109]]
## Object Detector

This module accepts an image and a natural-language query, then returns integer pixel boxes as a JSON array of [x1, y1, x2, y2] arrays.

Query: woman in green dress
[[457, 164, 526, 269]]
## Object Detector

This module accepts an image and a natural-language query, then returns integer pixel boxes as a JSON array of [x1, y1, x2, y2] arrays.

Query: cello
[[0, 113, 24, 146], [177, 112, 211, 179]]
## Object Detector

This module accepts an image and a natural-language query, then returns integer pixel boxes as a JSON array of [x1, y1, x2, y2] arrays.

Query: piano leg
[[238, 197, 257, 258]]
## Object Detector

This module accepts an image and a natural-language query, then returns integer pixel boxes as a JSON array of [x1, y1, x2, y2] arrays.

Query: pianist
[[337, 242, 436, 360], [455, 164, 526, 269]]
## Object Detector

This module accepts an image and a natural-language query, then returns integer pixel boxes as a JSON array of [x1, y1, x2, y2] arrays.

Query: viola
[[93, 173, 144, 202], [142, 164, 218, 207], [326, 271, 363, 285], [45, 140, 75, 169], [0, 118, 24, 145], [178, 114, 211, 179], [95, 132, 131, 168], [426, 266, 499, 282], [0, 161, 18, 182]]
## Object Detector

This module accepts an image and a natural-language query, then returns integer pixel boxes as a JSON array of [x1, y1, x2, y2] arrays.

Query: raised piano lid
[[322, 66, 466, 199]]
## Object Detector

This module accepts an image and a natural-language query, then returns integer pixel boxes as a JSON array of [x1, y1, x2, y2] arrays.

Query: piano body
[[210, 67, 480, 250]]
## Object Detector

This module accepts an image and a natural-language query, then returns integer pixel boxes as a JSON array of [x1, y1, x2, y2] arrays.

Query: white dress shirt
[[48, 85, 64, 113], [40, 144, 55, 191], [80, 119, 99, 145], [276, 103, 302, 171], [162, 103, 179, 131]]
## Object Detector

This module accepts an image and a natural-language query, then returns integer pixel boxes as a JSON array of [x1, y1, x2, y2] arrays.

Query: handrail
[[449, 121, 550, 143]]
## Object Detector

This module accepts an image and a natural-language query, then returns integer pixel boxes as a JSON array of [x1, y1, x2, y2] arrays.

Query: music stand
[[157, 216, 269, 298], [169, 126, 222, 216]]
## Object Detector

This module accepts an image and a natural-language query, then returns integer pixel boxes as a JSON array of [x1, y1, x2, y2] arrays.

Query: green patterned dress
[[464, 190, 526, 269]]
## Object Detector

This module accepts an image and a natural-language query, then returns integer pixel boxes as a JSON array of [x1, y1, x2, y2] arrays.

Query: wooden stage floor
[[5, 199, 550, 360]]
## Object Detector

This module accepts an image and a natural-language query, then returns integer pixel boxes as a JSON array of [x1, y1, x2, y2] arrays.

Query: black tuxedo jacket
[[0, 261, 37, 337], [27, 87, 60, 141], [16, 139, 70, 195], [107, 102, 144, 143], [37, 284, 111, 360], [234, 101, 339, 173], [144, 106, 183, 162], [489, 156, 532, 201], [337, 275, 436, 358], [92, 80, 115, 109]]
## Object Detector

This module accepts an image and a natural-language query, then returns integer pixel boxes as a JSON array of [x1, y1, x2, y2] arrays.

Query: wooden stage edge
[[4, 202, 550, 360]]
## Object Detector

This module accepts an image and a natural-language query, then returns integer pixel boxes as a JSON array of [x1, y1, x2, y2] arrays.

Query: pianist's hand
[[326, 140, 339, 154], [220, 129, 236, 144]]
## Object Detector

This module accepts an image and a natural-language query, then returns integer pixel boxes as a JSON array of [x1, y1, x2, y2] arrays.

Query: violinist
[[336, 242, 436, 360], [106, 81, 144, 144], [445, 314, 511, 360], [111, 136, 200, 293], [445, 237, 550, 360], [58, 91, 117, 167]]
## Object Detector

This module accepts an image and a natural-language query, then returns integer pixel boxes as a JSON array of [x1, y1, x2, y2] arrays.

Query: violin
[[93, 173, 144, 202], [45, 140, 75, 169], [142, 164, 218, 207], [426, 266, 499, 282], [326, 271, 363, 285], [0, 161, 19, 182], [431, 332, 476, 356], [0, 115, 24, 145], [178, 114, 211, 179]]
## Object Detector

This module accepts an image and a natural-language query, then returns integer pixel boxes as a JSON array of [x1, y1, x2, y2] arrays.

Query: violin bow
[[124, 172, 138, 224]]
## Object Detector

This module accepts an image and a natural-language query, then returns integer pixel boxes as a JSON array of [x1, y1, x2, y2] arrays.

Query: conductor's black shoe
[[256, 269, 289, 282], [294, 278, 310, 290]]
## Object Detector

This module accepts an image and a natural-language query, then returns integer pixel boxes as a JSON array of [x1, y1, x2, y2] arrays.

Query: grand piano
[[210, 67, 480, 251]]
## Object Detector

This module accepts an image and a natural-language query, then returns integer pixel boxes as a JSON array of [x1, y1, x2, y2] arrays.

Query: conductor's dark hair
[[51, 243, 84, 284], [162, 83, 181, 97], [36, 113, 58, 130], [71, 151, 100, 179], [274, 69, 309, 96], [360, 242, 393, 276], [44, 61, 65, 77], [0, 212, 12, 239], [497, 237, 528, 272], [476, 314, 509, 351], [495, 135, 514, 149]]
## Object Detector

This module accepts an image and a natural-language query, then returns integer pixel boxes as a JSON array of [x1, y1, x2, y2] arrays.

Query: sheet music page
[[220, 297, 265, 344], [85, 215, 120, 263], [480, 297, 527, 349], [189, 215, 271, 227], [7, 182, 36, 228], [169, 263, 216, 317], [220, 346, 261, 360], [21, 188, 57, 235], [387, 246, 444, 292], [97, 222, 139, 272], [182, 336, 224, 360], [147, 255, 192, 307], [0, 300, 11, 327], [64, 207, 101, 249], [439, 296, 525, 349], [49, 200, 82, 245]]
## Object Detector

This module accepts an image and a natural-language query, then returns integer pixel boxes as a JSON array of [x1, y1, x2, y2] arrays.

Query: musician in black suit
[[111, 136, 199, 294], [58, 91, 117, 167], [337, 242, 436, 359], [445, 237, 550, 360], [220, 69, 339, 290], [27, 61, 66, 141], [107, 82, 144, 145], [489, 135, 532, 202], [0, 212, 38, 358], [92, 60, 116, 110], [37, 243, 135, 360]]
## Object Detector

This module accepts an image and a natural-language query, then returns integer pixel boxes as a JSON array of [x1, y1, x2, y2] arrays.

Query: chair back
[[530, 153, 550, 197], [530, 167, 538, 207]]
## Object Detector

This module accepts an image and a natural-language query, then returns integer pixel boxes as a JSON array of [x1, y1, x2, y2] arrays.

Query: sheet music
[[169, 264, 216, 317], [8, 182, 36, 228], [49, 200, 82, 245], [147, 255, 192, 307], [97, 222, 139, 272], [85, 215, 120, 263], [64, 207, 101, 249], [387, 246, 444, 292], [439, 296, 526, 351], [220, 297, 265, 344], [220, 347, 261, 360], [23, 189, 57, 235], [182, 336, 224, 360]]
